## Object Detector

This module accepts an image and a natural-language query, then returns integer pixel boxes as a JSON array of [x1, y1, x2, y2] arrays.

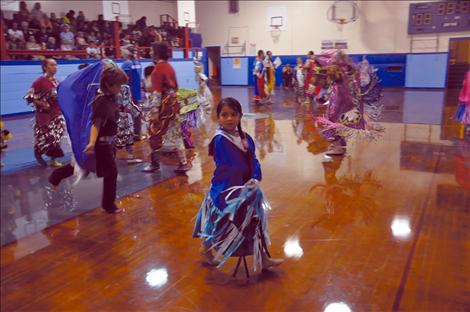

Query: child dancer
[[193, 97, 283, 271], [253, 53, 261, 101], [265, 51, 275, 97], [113, 82, 143, 164], [194, 56, 213, 111], [84, 66, 128, 213], [24, 58, 65, 167], [142, 43, 191, 173], [294, 57, 305, 103], [254, 50, 268, 104], [49, 61, 140, 190], [455, 70, 470, 126], [282, 64, 293, 89], [141, 64, 156, 137], [192, 56, 213, 134], [313, 50, 383, 155], [303, 51, 320, 104], [1, 119, 12, 167]]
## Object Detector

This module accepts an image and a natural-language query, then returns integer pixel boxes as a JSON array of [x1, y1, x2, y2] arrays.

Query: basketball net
[[336, 18, 346, 32], [270, 25, 281, 43], [185, 22, 200, 33]]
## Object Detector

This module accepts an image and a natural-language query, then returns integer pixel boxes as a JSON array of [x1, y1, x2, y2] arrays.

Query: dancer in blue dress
[[193, 97, 283, 271]]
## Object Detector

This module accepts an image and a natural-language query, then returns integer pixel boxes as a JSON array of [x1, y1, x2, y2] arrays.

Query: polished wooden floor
[[1, 87, 470, 311]]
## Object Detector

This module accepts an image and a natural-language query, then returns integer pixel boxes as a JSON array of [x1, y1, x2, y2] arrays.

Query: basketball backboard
[[177, 0, 196, 26], [103, 1, 130, 23], [270, 16, 284, 28], [266, 6, 287, 31]]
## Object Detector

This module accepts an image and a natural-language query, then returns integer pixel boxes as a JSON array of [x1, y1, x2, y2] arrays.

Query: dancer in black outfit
[[84, 67, 128, 214]]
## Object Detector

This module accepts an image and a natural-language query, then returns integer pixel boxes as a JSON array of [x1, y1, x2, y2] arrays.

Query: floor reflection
[[0, 150, 182, 246], [310, 155, 382, 231], [1, 86, 470, 311]]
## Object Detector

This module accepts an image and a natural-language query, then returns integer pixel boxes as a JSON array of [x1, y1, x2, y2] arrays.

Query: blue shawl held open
[[57, 61, 103, 170]]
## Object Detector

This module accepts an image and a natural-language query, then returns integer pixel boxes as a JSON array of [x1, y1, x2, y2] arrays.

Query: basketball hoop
[[337, 18, 346, 32], [185, 22, 200, 33], [327, 0, 359, 32], [270, 25, 282, 43]]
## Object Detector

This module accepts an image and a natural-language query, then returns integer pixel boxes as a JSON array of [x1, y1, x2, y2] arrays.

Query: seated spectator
[[78, 21, 88, 33], [64, 10, 76, 26], [90, 21, 100, 34], [76, 11, 85, 26], [18, 1, 30, 24], [35, 26, 49, 45], [19, 1, 29, 14], [121, 33, 131, 46], [103, 33, 112, 41], [138, 28, 153, 47], [38, 10, 52, 29], [7, 22, 25, 49], [86, 31, 97, 44], [97, 14, 105, 32], [76, 32, 87, 49], [103, 38, 114, 57], [49, 12, 59, 25], [20, 21, 34, 42], [151, 28, 163, 43], [26, 36, 41, 59], [60, 24, 75, 50], [46, 36, 58, 50], [136, 16, 147, 30], [104, 21, 113, 34], [132, 29, 142, 41], [30, 2, 45, 28], [282, 64, 293, 89], [86, 41, 100, 59]]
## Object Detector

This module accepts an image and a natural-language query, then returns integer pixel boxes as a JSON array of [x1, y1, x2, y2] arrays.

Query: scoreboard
[[408, 1, 470, 34]]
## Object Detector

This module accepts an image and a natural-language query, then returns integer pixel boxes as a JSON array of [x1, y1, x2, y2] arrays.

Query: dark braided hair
[[209, 97, 247, 156]]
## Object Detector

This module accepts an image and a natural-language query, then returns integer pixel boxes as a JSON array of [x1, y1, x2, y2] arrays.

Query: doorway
[[447, 37, 470, 88], [207, 46, 221, 85]]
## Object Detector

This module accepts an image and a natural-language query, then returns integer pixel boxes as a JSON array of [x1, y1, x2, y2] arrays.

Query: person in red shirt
[[25, 58, 65, 167], [142, 43, 191, 173], [304, 51, 321, 104]]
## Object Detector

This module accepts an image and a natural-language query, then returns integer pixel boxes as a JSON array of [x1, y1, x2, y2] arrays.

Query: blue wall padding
[[405, 53, 448, 88], [222, 53, 447, 88], [220, 57, 249, 85], [1, 58, 198, 116]]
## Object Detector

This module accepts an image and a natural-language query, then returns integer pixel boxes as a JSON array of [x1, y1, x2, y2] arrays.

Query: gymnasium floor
[[1, 86, 469, 311]]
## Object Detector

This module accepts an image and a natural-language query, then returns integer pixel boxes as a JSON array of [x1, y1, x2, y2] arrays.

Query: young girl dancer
[[303, 51, 321, 104], [455, 70, 470, 126], [253, 50, 268, 104], [25, 58, 65, 167], [264, 51, 275, 98], [192, 97, 283, 271], [84, 66, 128, 213], [294, 57, 305, 103]]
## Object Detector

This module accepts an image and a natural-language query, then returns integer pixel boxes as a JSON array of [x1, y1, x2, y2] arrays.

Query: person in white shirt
[[86, 42, 100, 59], [60, 24, 75, 51], [7, 22, 25, 49]]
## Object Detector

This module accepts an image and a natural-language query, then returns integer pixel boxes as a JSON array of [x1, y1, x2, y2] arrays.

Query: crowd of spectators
[[3, 1, 186, 60]]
